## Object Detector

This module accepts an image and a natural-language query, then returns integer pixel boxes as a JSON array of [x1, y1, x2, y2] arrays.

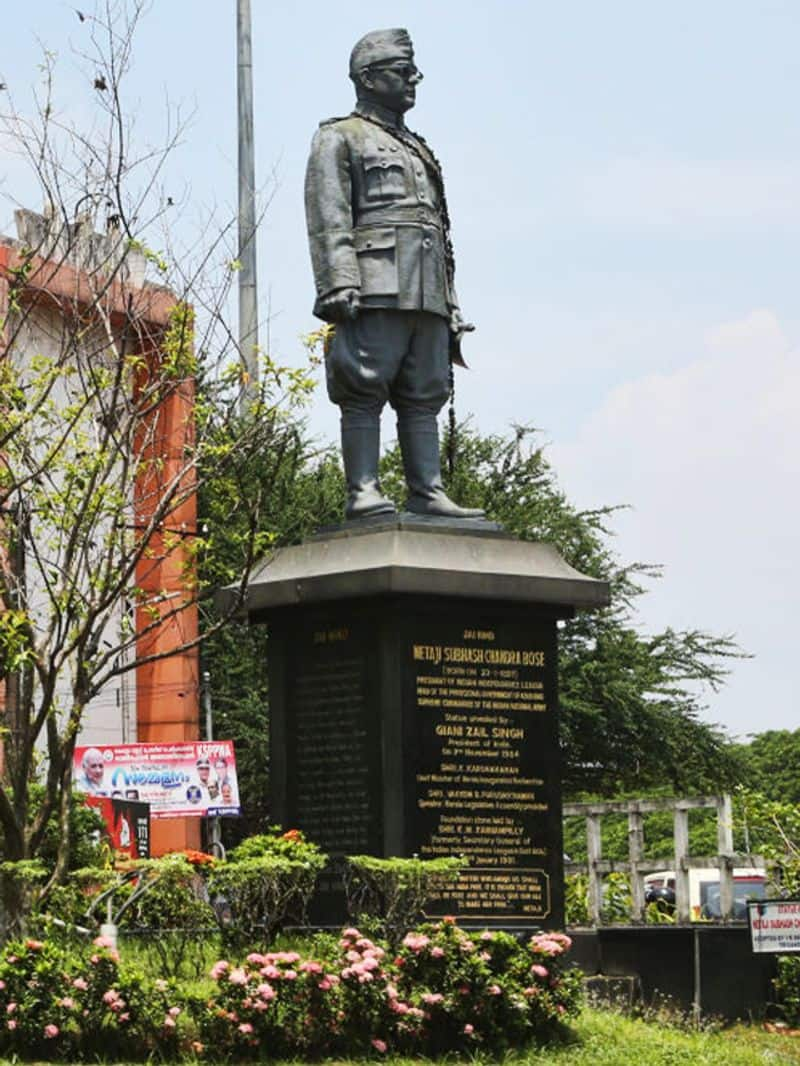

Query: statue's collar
[[353, 100, 405, 129]]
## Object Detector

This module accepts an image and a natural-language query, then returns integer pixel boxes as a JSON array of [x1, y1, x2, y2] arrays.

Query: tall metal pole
[[237, 0, 259, 396], [203, 670, 224, 859]]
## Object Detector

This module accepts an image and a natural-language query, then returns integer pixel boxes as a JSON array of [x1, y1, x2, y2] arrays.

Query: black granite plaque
[[282, 616, 382, 856], [402, 613, 562, 924]]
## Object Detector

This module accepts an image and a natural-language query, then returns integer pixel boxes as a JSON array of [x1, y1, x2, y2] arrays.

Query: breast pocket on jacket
[[353, 227, 398, 295], [362, 147, 408, 202]]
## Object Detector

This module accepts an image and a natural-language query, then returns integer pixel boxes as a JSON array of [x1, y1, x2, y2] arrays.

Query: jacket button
[[366, 241, 373, 248], [423, 238, 432, 249]]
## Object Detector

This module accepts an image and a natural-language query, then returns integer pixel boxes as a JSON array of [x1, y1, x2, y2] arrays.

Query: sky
[[2, 1, 798, 741]]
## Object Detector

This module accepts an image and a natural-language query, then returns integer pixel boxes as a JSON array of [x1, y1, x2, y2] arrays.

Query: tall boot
[[398, 420, 485, 518], [341, 424, 397, 520]]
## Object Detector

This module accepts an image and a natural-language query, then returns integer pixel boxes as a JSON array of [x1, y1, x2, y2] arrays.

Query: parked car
[[643, 867, 767, 920]]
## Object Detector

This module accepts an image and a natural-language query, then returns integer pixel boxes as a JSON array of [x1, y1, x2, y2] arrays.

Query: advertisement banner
[[73, 741, 241, 819], [85, 796, 151, 858]]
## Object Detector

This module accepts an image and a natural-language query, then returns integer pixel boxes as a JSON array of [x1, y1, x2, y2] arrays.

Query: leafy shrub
[[773, 955, 800, 1027], [391, 919, 582, 1053], [343, 854, 464, 945], [0, 935, 184, 1060], [119, 854, 217, 980], [199, 920, 580, 1058], [208, 829, 326, 948]]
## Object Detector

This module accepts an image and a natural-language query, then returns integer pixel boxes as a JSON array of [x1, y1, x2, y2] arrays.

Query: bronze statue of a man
[[305, 28, 483, 520]]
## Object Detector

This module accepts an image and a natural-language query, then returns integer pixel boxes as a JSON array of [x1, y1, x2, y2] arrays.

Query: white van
[[644, 867, 767, 921]]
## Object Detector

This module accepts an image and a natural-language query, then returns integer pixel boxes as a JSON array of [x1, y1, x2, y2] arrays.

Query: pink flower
[[300, 961, 322, 974], [371, 1038, 387, 1053], [431, 946, 445, 958], [6, 1020, 16, 1031], [318, 978, 332, 991], [210, 960, 230, 980], [26, 939, 44, 951], [44, 1024, 59, 1039], [463, 1023, 474, 1036], [6, 1004, 16, 1015], [283, 970, 297, 981], [0, 981, 5, 990], [558, 1004, 566, 1014], [531, 964, 549, 979], [228, 968, 248, 985], [246, 953, 266, 965], [361, 957, 380, 972], [93, 935, 114, 949], [421, 992, 443, 1005], [238, 1023, 254, 1035], [163, 1016, 176, 1029], [480, 931, 494, 941], [401, 932, 430, 952], [168, 1006, 181, 1017], [342, 927, 360, 939], [488, 984, 502, 996], [256, 983, 275, 1001], [119, 1012, 130, 1023], [103, 990, 119, 1005], [59, 997, 75, 1009], [346, 949, 361, 962], [261, 964, 281, 979], [72, 977, 88, 991]]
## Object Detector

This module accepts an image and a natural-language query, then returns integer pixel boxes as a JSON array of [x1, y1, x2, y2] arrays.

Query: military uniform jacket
[[305, 101, 457, 322]]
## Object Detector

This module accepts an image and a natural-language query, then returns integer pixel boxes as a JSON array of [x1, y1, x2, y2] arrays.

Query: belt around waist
[[355, 204, 443, 228]]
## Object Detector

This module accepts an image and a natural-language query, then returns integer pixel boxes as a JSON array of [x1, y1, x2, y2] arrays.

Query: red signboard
[[85, 796, 150, 858], [74, 740, 241, 819]]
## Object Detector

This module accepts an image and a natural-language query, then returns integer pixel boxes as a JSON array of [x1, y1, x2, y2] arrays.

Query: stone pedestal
[[230, 518, 609, 930]]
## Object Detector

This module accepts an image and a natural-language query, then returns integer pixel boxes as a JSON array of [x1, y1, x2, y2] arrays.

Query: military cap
[[349, 28, 414, 78]]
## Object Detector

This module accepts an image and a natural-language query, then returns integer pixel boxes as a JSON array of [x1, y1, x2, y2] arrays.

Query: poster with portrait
[[73, 740, 241, 819]]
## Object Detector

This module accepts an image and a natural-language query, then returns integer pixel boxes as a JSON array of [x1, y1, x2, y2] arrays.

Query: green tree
[[0, 2, 313, 927], [735, 730, 800, 805]]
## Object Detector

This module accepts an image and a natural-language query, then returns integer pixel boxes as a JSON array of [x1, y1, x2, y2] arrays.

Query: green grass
[[329, 1010, 799, 1066], [1, 1008, 795, 1064]]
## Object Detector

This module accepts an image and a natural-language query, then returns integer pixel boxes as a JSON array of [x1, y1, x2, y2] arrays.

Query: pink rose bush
[[201, 921, 581, 1058], [0, 935, 181, 1060], [0, 920, 580, 1059]]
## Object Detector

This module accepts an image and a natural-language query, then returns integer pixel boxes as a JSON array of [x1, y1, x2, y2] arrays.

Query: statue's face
[[361, 60, 423, 113]]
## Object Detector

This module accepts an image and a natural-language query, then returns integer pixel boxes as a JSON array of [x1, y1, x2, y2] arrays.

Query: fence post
[[628, 807, 645, 922], [717, 793, 734, 920], [674, 805, 690, 923], [587, 813, 603, 925]]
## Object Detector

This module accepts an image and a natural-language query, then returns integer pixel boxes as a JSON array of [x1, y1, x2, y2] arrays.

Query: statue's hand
[[449, 308, 475, 338], [319, 287, 360, 323]]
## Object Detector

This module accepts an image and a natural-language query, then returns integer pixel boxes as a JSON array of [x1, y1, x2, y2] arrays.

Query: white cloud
[[576, 156, 800, 230], [552, 310, 800, 737]]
